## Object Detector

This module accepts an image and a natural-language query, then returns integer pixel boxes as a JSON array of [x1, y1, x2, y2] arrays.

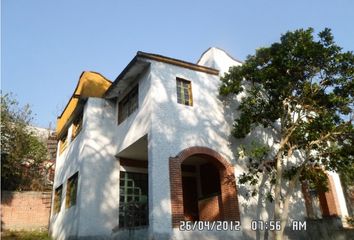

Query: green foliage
[[1, 92, 48, 191], [238, 142, 275, 199], [220, 28, 354, 198]]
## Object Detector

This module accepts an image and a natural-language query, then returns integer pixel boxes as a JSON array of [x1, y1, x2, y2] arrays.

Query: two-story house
[[50, 48, 349, 240]]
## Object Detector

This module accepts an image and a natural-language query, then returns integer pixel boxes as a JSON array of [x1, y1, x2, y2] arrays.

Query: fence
[[1, 191, 51, 231]]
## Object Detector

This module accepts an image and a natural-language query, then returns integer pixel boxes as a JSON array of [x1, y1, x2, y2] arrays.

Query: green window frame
[[54, 185, 63, 213], [72, 112, 83, 140], [66, 172, 78, 208], [59, 132, 68, 155], [119, 171, 148, 228], [118, 85, 139, 124], [176, 78, 193, 106]]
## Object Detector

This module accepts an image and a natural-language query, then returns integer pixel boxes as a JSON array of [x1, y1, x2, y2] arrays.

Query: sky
[[2, 0, 354, 129]]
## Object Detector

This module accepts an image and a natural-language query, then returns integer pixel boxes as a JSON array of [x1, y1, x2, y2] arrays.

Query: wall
[[148, 59, 239, 239], [114, 66, 152, 154], [76, 98, 119, 238], [50, 63, 153, 239], [147, 56, 307, 239], [50, 97, 121, 239], [1, 191, 51, 231]]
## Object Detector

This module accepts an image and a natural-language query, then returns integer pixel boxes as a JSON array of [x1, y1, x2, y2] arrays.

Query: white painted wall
[[147, 58, 246, 239], [114, 67, 152, 154], [199, 48, 307, 228], [145, 48, 307, 239], [50, 65, 153, 239], [50, 110, 86, 240]]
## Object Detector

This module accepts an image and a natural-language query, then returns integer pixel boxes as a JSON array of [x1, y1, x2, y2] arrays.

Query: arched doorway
[[169, 147, 240, 227]]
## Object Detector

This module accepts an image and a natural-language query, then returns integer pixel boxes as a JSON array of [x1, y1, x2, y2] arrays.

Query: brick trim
[[302, 172, 340, 218], [323, 173, 340, 216], [119, 157, 148, 168], [169, 146, 240, 228]]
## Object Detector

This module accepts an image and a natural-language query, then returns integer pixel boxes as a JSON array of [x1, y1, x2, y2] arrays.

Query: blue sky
[[2, 0, 354, 128]]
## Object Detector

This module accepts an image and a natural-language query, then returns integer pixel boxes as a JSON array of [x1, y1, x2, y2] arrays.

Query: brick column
[[219, 166, 240, 221], [169, 156, 184, 228]]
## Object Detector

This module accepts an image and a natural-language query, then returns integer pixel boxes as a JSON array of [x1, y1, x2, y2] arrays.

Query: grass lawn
[[1, 230, 52, 240]]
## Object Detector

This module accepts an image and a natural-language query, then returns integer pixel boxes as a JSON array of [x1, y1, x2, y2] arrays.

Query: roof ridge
[[197, 47, 243, 65]]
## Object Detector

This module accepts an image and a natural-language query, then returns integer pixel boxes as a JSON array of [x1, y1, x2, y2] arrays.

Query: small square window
[[127, 180, 133, 187], [176, 78, 193, 106], [120, 180, 125, 186]]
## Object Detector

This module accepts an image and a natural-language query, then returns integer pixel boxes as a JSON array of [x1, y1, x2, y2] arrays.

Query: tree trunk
[[279, 178, 296, 238], [275, 162, 304, 240], [274, 153, 283, 240]]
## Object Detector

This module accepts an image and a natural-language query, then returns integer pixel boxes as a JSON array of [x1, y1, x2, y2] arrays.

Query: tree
[[1, 92, 49, 191], [220, 28, 354, 240]]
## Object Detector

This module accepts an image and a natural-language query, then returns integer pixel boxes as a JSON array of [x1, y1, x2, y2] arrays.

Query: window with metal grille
[[118, 85, 139, 124], [119, 171, 148, 228], [66, 172, 78, 208], [54, 185, 63, 213], [176, 78, 193, 106]]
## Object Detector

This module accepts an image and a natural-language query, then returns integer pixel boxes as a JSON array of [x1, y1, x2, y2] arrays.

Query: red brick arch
[[169, 146, 240, 228]]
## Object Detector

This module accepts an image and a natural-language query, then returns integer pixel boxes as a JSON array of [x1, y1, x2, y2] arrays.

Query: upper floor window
[[118, 85, 138, 124], [72, 112, 83, 140], [66, 172, 79, 208], [176, 78, 193, 106], [54, 185, 63, 213], [59, 133, 68, 154]]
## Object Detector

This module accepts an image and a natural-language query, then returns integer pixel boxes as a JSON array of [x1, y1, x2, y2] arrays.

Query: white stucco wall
[[77, 98, 120, 237], [50, 65, 153, 239], [50, 114, 84, 240], [114, 67, 152, 154], [147, 59, 240, 238], [145, 51, 307, 239], [50, 98, 120, 239]]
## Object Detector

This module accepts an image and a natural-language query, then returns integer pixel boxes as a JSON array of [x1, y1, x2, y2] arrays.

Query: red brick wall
[[320, 174, 340, 217], [1, 191, 51, 230]]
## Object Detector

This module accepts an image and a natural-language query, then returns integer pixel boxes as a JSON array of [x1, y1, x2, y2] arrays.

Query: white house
[[49, 47, 349, 240]]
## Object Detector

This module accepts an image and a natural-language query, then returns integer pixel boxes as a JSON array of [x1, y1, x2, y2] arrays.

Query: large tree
[[220, 28, 354, 239], [1, 93, 49, 191]]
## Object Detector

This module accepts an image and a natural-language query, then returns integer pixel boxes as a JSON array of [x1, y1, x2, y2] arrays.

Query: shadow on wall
[[143, 63, 244, 238], [146, 62, 284, 239], [51, 99, 120, 239], [221, 88, 308, 240]]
